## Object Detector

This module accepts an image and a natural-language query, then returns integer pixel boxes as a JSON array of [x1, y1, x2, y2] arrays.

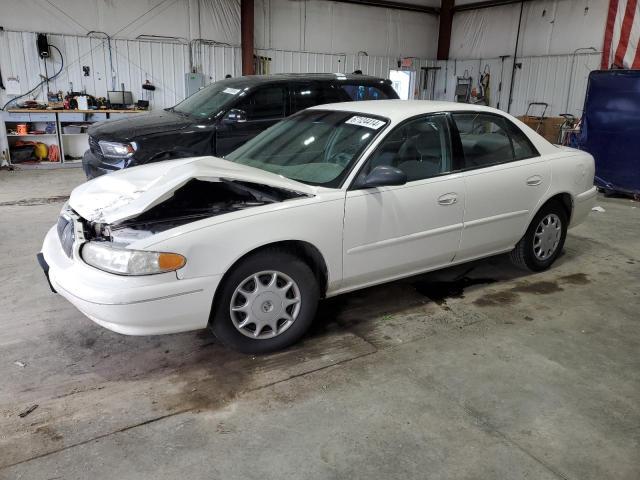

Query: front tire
[[210, 250, 320, 354], [510, 200, 568, 271]]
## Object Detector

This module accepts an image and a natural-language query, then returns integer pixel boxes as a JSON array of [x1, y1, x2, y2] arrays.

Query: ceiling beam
[[454, 0, 533, 12], [330, 0, 440, 15]]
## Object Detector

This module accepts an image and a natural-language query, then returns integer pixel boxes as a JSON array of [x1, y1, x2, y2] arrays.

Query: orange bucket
[[16, 124, 28, 135]]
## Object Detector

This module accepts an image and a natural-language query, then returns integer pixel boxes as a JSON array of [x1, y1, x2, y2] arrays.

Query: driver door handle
[[438, 193, 458, 205]]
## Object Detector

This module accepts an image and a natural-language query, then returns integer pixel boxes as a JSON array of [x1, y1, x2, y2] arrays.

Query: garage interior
[[0, 1, 639, 479]]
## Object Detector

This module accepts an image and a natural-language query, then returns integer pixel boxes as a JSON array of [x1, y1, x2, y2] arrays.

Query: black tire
[[510, 200, 568, 271], [210, 249, 320, 354]]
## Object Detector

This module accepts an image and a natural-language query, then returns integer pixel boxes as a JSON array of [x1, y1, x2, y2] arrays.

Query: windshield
[[226, 110, 388, 188], [171, 82, 245, 119]]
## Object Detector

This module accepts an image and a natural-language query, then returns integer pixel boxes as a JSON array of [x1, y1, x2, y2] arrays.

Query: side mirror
[[223, 108, 247, 123], [352, 165, 407, 189]]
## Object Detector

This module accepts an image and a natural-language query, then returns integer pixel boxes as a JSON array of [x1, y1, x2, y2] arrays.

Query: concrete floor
[[0, 168, 638, 480]]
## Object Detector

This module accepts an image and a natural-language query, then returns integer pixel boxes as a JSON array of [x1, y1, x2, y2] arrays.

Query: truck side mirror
[[223, 109, 247, 123]]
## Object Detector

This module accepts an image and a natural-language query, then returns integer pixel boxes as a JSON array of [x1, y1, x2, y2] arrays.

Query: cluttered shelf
[[7, 109, 147, 114], [2, 109, 147, 168], [7, 133, 57, 137]]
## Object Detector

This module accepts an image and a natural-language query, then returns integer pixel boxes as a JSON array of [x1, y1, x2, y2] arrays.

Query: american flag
[[602, 0, 640, 69]]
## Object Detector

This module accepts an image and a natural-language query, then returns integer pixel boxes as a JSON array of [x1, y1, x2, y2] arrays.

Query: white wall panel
[[254, 48, 434, 79], [431, 52, 600, 118], [451, 0, 608, 59], [255, 0, 438, 58], [0, 31, 194, 110], [0, 0, 240, 45]]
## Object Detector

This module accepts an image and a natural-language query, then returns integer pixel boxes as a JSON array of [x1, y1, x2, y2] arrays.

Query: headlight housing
[[81, 242, 185, 276], [98, 140, 137, 159]]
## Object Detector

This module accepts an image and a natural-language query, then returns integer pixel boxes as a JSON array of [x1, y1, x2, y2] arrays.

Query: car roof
[[217, 73, 390, 87], [308, 99, 511, 123]]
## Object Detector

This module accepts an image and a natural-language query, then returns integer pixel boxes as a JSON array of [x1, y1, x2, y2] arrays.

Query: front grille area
[[57, 215, 75, 258], [88, 136, 102, 157]]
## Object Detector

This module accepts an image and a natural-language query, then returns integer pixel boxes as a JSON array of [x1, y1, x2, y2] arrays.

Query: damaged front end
[[84, 179, 309, 245]]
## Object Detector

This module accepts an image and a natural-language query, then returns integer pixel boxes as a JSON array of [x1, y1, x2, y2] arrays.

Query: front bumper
[[39, 226, 221, 335]]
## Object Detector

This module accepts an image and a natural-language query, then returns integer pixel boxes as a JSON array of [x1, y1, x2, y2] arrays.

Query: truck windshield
[[226, 110, 388, 188], [171, 83, 245, 119]]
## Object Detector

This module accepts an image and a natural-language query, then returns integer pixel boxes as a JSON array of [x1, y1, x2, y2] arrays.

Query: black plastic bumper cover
[[37, 252, 57, 293]]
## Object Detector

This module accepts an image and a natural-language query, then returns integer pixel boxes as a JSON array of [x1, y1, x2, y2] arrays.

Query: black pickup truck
[[83, 73, 398, 179]]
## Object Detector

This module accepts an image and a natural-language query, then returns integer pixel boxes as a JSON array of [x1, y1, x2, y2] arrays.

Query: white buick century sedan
[[39, 100, 596, 353]]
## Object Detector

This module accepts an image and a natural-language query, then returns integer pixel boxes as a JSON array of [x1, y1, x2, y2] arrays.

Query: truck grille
[[57, 215, 75, 258]]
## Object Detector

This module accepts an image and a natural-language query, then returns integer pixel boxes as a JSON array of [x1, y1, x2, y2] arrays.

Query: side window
[[504, 120, 539, 160], [341, 84, 391, 101], [236, 86, 285, 121], [292, 84, 348, 113], [360, 114, 452, 183], [452, 113, 515, 168]]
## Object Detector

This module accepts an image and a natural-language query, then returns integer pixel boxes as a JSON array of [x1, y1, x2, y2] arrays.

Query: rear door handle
[[526, 175, 543, 186], [438, 193, 458, 205]]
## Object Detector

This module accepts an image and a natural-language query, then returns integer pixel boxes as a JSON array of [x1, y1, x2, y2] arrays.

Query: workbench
[[2, 109, 148, 169]]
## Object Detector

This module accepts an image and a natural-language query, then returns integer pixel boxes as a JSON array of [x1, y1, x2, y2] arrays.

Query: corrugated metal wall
[[0, 31, 193, 110], [254, 48, 436, 79], [431, 52, 601, 117], [1, 29, 599, 118]]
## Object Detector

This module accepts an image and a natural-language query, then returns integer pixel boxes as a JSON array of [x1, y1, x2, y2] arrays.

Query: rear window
[[292, 84, 349, 113], [340, 84, 393, 101]]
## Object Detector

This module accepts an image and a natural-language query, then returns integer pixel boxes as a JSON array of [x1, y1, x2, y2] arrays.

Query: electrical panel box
[[185, 73, 206, 98]]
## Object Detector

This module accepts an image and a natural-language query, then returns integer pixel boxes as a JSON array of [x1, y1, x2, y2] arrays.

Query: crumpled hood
[[69, 156, 316, 224]]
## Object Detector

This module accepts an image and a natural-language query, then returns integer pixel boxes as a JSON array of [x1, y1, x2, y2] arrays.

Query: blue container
[[578, 70, 640, 196]]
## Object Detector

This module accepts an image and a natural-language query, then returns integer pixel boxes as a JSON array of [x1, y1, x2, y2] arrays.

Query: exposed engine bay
[[84, 179, 308, 245]]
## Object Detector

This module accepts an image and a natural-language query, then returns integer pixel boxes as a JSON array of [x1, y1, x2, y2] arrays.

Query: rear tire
[[510, 200, 568, 271], [210, 250, 319, 354]]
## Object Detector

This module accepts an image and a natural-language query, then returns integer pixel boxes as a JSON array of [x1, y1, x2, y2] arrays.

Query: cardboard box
[[518, 115, 564, 144]]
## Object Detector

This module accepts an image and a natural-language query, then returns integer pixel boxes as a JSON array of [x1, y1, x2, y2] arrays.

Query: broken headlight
[[81, 242, 185, 275], [98, 141, 137, 159]]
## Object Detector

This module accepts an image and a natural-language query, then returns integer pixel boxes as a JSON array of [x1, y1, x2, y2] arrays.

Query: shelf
[[7, 133, 58, 137], [4, 109, 146, 170], [12, 161, 82, 170]]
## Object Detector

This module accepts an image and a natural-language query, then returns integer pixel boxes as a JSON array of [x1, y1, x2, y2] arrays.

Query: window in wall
[[359, 114, 452, 183]]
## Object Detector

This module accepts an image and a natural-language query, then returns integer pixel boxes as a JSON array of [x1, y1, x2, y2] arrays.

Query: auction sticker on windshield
[[345, 116, 386, 130], [223, 87, 241, 95]]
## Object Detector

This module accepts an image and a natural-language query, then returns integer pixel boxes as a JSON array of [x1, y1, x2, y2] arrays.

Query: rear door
[[215, 84, 288, 156], [451, 112, 550, 261], [290, 82, 349, 114]]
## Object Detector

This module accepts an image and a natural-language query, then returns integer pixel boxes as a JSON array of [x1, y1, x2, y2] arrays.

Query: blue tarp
[[578, 70, 640, 196]]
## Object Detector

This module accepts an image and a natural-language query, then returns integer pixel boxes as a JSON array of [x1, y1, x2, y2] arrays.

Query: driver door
[[341, 114, 465, 289], [215, 85, 288, 156]]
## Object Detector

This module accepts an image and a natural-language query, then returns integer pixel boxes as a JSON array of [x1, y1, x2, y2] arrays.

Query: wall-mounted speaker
[[37, 33, 50, 58]]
